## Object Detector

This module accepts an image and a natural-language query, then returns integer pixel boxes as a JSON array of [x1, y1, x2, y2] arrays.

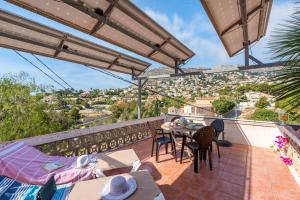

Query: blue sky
[[0, 0, 295, 90]]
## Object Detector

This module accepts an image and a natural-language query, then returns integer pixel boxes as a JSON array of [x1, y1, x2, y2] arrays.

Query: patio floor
[[118, 138, 300, 200]]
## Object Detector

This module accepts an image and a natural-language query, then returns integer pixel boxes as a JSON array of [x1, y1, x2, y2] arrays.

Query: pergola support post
[[137, 77, 142, 119], [244, 43, 249, 67]]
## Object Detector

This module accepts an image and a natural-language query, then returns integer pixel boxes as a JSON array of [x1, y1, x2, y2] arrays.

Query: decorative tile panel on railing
[[34, 117, 164, 156]]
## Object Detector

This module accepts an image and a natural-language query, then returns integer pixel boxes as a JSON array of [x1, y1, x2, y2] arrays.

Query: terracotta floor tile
[[118, 138, 299, 200], [221, 171, 247, 186], [275, 189, 300, 200], [216, 180, 245, 199]]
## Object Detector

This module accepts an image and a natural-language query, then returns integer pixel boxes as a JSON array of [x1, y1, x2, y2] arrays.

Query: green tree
[[68, 107, 80, 121], [212, 99, 235, 115], [255, 97, 269, 109], [0, 73, 71, 141], [218, 86, 233, 96], [269, 4, 300, 113], [83, 101, 91, 109], [161, 96, 184, 108], [250, 109, 278, 121]]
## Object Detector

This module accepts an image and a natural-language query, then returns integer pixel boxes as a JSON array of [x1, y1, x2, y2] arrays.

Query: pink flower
[[280, 156, 293, 166], [274, 136, 289, 149]]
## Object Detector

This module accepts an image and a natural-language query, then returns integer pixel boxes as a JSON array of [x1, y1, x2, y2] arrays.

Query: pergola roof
[[201, 0, 272, 57], [6, 0, 195, 68], [0, 9, 150, 76]]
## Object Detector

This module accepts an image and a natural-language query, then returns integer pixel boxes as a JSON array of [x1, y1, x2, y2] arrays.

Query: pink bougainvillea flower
[[280, 156, 293, 166], [283, 138, 289, 143], [274, 136, 289, 149]]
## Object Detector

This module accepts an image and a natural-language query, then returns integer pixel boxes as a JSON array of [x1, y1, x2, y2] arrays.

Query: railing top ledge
[[166, 114, 279, 127], [278, 124, 300, 147], [0, 116, 164, 148]]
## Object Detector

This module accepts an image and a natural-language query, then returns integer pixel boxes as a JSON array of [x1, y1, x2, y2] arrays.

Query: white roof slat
[[5, 0, 195, 68], [201, 0, 272, 57], [0, 9, 150, 76]]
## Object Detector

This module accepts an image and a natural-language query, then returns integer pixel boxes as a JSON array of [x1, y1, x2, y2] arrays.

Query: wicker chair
[[186, 126, 215, 172], [210, 119, 224, 158], [147, 122, 176, 163]]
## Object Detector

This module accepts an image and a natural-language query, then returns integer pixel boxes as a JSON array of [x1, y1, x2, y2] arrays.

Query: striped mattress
[[0, 175, 71, 200]]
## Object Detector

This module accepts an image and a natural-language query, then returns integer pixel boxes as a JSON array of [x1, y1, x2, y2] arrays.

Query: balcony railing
[[1, 114, 299, 178], [0, 116, 164, 156]]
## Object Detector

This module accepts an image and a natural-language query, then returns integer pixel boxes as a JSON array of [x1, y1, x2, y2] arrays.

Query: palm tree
[[269, 3, 300, 113]]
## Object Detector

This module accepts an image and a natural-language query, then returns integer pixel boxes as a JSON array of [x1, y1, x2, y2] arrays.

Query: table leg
[[180, 136, 186, 164]]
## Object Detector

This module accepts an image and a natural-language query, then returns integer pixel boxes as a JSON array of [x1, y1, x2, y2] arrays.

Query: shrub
[[255, 97, 269, 109], [212, 99, 235, 115], [250, 109, 278, 121]]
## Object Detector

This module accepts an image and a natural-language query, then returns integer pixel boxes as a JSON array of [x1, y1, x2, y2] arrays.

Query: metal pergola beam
[[61, 0, 181, 67], [54, 34, 68, 57], [249, 55, 263, 65], [136, 77, 149, 119], [137, 61, 285, 80], [137, 78, 142, 119], [238, 61, 285, 70], [240, 0, 249, 68], [90, 0, 118, 34], [107, 55, 121, 70], [147, 37, 171, 57]]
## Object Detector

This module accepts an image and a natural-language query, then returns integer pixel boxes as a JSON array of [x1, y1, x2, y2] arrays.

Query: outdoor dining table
[[67, 170, 162, 200], [161, 122, 203, 163]]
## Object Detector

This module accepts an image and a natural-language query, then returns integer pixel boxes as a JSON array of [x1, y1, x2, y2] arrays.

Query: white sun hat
[[76, 155, 90, 168], [102, 176, 137, 200]]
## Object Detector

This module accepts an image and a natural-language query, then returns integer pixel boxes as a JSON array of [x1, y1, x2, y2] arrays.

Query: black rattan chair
[[210, 119, 224, 158], [147, 122, 177, 163], [186, 126, 215, 172]]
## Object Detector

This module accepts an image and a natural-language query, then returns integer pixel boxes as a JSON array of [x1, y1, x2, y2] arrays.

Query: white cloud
[[144, 8, 233, 66]]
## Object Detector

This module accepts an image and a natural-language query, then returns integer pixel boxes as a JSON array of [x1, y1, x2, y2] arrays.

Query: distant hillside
[[140, 64, 282, 77], [141, 66, 209, 77]]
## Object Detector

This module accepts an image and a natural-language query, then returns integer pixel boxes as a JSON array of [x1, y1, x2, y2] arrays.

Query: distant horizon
[[0, 0, 294, 90]]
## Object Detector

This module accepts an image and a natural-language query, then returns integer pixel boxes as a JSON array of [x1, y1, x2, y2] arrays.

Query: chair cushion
[[156, 137, 171, 144], [186, 142, 199, 150]]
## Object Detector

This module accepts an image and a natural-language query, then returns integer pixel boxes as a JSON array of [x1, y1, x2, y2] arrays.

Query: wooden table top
[[67, 171, 161, 200]]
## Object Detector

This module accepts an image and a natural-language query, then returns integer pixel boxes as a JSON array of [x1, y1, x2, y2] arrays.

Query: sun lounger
[[0, 142, 141, 185], [0, 175, 71, 200], [0, 142, 94, 185]]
